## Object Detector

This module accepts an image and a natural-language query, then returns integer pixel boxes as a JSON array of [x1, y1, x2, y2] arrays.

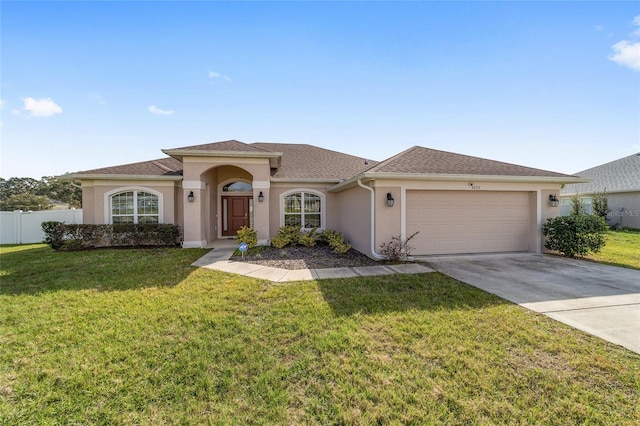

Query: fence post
[[13, 210, 22, 244]]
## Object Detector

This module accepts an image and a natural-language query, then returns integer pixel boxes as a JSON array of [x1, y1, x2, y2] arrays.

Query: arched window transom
[[222, 182, 252, 192]]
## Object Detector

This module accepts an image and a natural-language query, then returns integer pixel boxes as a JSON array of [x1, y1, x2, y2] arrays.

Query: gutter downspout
[[357, 179, 387, 260]]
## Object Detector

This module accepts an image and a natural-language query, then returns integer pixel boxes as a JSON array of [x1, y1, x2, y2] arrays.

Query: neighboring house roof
[[560, 153, 640, 195], [367, 146, 572, 177]]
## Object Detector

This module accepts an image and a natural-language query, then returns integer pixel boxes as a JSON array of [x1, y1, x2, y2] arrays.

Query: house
[[560, 153, 640, 229], [63, 140, 587, 257]]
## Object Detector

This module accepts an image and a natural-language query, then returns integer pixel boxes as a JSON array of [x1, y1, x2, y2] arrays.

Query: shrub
[[299, 228, 318, 247], [379, 231, 419, 261], [542, 215, 607, 258], [570, 194, 586, 216], [235, 226, 258, 248], [41, 221, 64, 247], [45, 224, 182, 251], [320, 229, 351, 254], [271, 226, 302, 249]]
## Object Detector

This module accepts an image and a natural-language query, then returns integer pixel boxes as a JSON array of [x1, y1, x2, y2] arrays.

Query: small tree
[[569, 193, 586, 216], [592, 190, 609, 221]]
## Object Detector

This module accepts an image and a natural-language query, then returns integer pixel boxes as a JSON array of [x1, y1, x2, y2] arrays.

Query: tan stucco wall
[[80, 180, 179, 225], [352, 179, 564, 255], [334, 184, 372, 257]]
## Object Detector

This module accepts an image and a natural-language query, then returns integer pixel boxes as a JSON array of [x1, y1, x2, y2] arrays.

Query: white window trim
[[279, 188, 326, 230], [104, 186, 164, 224]]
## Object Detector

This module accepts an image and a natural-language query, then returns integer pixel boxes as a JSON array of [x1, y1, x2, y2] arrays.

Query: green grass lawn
[[587, 229, 640, 270], [1, 245, 639, 424]]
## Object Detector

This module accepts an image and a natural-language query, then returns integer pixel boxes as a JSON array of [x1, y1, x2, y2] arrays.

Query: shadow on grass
[[316, 272, 507, 316], [0, 245, 209, 295]]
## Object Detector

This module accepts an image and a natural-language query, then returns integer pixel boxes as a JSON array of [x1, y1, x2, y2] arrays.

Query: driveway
[[418, 253, 640, 354]]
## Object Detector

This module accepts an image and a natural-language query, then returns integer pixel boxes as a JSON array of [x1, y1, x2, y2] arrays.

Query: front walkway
[[192, 245, 433, 282]]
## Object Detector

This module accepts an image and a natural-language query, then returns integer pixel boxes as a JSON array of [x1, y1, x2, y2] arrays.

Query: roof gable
[[367, 146, 572, 178], [561, 153, 640, 194], [165, 139, 272, 153]]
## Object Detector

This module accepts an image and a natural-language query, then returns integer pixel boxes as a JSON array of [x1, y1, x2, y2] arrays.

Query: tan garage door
[[406, 191, 530, 255]]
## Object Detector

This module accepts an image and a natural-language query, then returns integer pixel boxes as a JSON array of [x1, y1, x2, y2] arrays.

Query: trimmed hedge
[[43, 223, 182, 251]]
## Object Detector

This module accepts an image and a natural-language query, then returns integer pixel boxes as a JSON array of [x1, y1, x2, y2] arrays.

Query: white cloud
[[608, 15, 640, 71], [208, 70, 231, 81], [609, 40, 640, 71], [148, 105, 174, 115], [21, 97, 63, 117]]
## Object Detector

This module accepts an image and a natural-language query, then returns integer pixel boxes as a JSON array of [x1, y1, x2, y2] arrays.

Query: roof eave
[[328, 172, 590, 192], [59, 173, 183, 181], [270, 178, 343, 184]]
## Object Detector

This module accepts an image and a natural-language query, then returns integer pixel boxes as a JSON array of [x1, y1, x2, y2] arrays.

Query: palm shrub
[[271, 226, 302, 249], [542, 214, 607, 258]]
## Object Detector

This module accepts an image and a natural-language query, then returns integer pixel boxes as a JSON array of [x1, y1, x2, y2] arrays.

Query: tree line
[[0, 177, 82, 211]]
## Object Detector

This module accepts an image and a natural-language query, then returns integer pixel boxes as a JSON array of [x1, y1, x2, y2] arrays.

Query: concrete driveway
[[418, 253, 640, 354]]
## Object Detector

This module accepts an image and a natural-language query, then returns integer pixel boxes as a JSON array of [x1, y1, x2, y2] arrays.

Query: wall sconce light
[[386, 192, 395, 207], [258, 191, 264, 202], [187, 191, 195, 203], [549, 194, 559, 207]]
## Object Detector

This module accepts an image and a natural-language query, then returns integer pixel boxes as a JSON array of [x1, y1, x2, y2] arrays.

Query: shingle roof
[[560, 153, 640, 194], [252, 143, 376, 180], [166, 139, 272, 153], [72, 157, 183, 176], [366, 146, 573, 177]]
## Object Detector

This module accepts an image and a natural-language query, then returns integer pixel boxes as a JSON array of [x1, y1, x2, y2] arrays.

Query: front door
[[222, 196, 251, 236]]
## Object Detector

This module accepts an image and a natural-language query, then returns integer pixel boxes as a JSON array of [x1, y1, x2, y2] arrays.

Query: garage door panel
[[407, 191, 530, 255]]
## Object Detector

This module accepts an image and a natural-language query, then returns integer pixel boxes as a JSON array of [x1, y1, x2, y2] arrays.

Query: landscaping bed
[[230, 244, 382, 269]]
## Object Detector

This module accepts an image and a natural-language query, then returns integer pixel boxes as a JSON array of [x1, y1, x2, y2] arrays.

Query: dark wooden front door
[[222, 196, 251, 236]]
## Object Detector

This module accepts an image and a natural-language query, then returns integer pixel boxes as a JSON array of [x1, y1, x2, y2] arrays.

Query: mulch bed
[[230, 244, 383, 270]]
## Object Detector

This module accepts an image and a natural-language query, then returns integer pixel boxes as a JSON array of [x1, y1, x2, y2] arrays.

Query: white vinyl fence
[[0, 209, 83, 244]]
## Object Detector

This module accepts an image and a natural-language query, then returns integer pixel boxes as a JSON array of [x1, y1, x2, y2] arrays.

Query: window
[[283, 191, 322, 228], [222, 181, 252, 192], [111, 191, 159, 224]]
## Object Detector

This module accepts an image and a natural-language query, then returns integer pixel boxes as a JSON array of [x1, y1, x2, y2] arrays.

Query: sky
[[1, 1, 639, 179]]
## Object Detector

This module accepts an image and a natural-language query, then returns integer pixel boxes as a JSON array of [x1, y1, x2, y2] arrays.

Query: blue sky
[[1, 1, 638, 178]]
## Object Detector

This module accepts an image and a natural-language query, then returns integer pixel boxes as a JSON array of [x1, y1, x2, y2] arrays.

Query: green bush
[[299, 228, 318, 247], [41, 221, 64, 247], [320, 229, 351, 254], [235, 226, 258, 248], [542, 215, 607, 258], [592, 190, 609, 220], [45, 224, 182, 251], [271, 226, 302, 249]]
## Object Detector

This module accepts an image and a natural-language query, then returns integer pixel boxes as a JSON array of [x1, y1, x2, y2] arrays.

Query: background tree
[[0, 194, 54, 211], [0, 176, 81, 209]]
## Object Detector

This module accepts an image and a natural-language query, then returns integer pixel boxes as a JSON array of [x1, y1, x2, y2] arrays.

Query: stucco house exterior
[[64, 140, 586, 257], [560, 153, 640, 229]]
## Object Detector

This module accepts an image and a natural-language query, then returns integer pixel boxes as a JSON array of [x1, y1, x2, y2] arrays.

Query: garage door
[[406, 191, 530, 255]]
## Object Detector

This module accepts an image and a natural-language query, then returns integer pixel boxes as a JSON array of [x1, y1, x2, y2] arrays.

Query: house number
[[469, 183, 480, 190]]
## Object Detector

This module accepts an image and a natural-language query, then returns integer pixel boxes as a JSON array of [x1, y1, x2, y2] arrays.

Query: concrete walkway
[[192, 247, 434, 282]]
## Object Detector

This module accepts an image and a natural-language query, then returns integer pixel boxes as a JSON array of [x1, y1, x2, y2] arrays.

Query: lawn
[[587, 229, 640, 270], [1, 245, 639, 424]]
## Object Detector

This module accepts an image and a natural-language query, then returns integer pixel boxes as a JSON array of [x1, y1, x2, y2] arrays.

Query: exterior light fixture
[[187, 191, 195, 203], [386, 192, 395, 207], [549, 194, 559, 207], [258, 191, 264, 202]]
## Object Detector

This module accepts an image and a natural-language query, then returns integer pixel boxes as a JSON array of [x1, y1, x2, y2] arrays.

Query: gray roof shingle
[[165, 139, 272, 153], [252, 143, 376, 180], [72, 157, 183, 176], [560, 153, 640, 194], [367, 146, 573, 177]]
